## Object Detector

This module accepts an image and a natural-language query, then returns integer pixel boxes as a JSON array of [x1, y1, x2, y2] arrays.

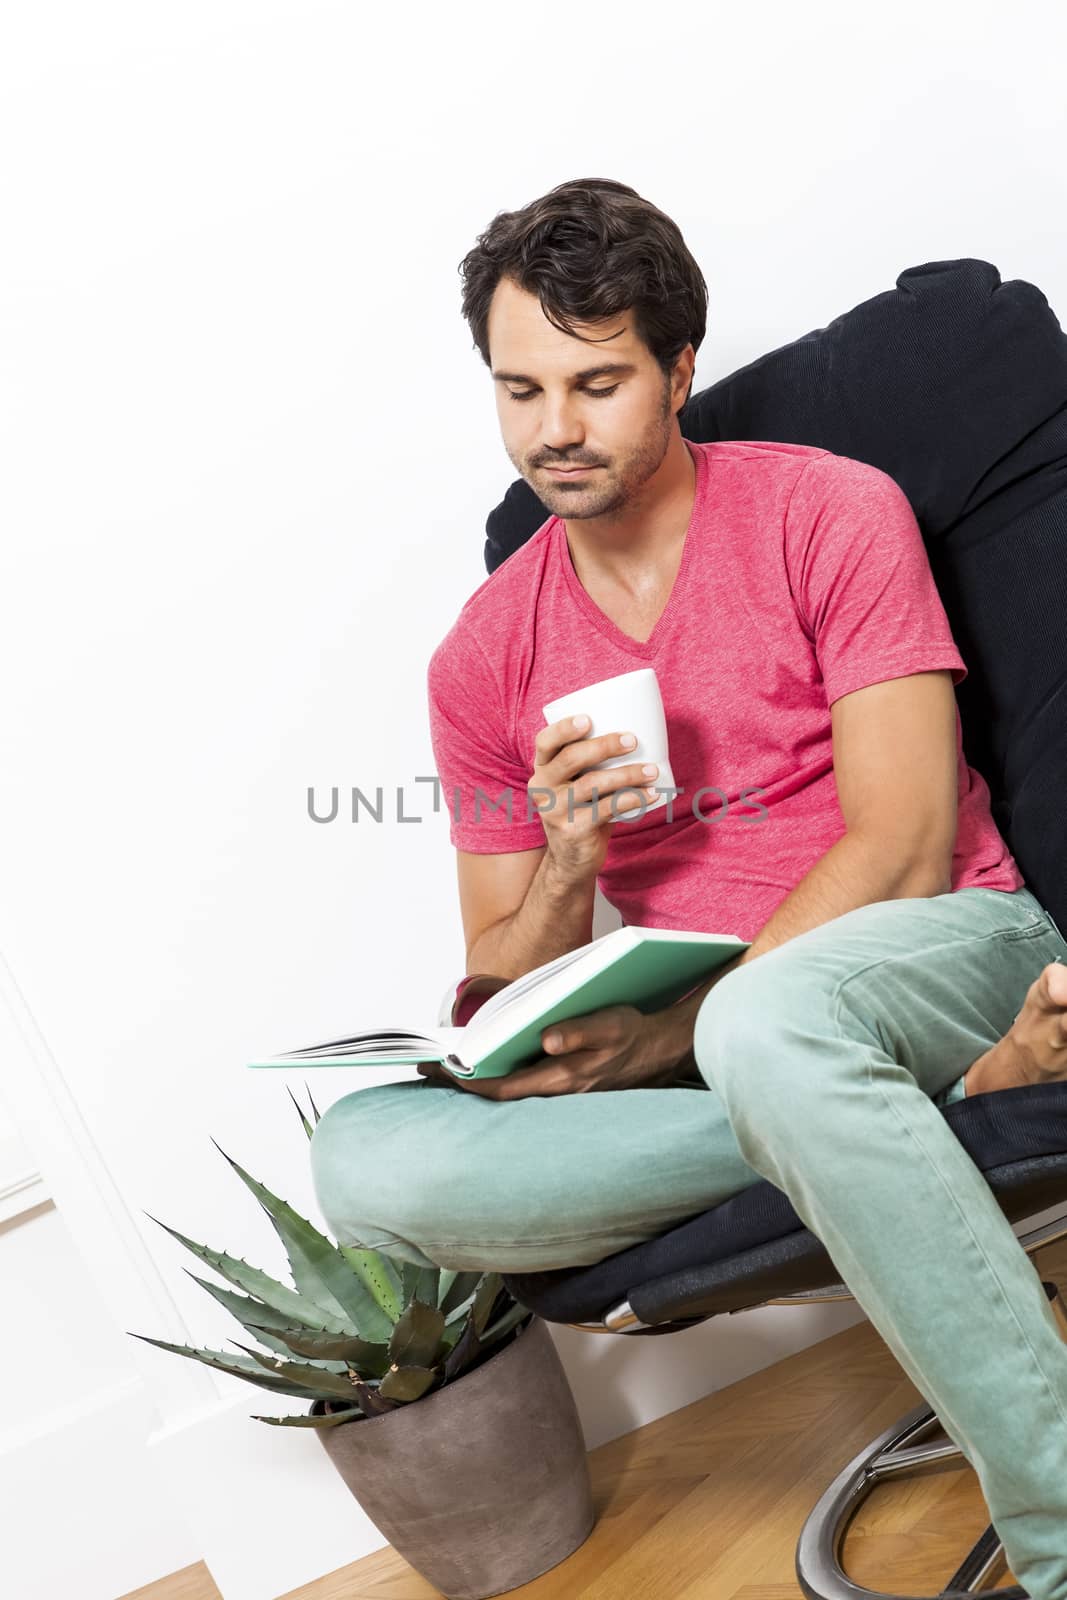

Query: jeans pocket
[[1000, 914, 1057, 943]]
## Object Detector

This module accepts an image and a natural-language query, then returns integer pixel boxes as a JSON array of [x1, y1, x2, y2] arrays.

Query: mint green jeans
[[309, 885, 1067, 1598]]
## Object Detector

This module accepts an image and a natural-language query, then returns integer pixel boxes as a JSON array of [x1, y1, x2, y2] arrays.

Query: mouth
[[543, 464, 602, 477]]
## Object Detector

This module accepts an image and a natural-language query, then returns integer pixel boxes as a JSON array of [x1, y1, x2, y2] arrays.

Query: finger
[[446, 1077, 513, 1098], [590, 781, 661, 826], [416, 1062, 458, 1087], [541, 1008, 628, 1054], [541, 1017, 600, 1053], [533, 715, 592, 769], [454, 1051, 608, 1099], [534, 720, 642, 780], [439, 1073, 547, 1101], [483, 1058, 585, 1098], [421, 1064, 560, 1100]]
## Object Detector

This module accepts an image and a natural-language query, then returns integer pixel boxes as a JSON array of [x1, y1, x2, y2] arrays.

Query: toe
[[1041, 960, 1067, 1011]]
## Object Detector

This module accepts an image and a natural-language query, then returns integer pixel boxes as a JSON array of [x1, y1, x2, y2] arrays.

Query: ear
[[672, 343, 697, 415]]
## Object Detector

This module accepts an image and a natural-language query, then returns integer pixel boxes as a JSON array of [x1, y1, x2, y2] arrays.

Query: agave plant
[[129, 1084, 531, 1427]]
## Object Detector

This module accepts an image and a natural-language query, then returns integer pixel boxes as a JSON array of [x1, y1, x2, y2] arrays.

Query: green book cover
[[247, 926, 747, 1081], [462, 930, 745, 1079]]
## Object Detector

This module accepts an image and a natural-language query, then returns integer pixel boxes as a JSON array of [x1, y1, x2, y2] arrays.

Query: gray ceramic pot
[[310, 1313, 595, 1599]]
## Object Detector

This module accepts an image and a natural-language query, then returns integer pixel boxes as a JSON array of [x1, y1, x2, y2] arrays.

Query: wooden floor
[[125, 1237, 1067, 1600]]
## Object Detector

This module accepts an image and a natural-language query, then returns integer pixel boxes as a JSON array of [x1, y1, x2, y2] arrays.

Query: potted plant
[[129, 1085, 595, 1600]]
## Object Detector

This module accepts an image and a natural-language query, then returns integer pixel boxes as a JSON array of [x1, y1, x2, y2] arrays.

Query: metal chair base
[[796, 1398, 1022, 1598]]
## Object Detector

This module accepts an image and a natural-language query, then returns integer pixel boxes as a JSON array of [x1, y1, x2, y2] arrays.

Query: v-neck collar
[[554, 439, 705, 659]]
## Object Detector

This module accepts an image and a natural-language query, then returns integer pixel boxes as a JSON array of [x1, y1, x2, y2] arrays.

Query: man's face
[[487, 277, 692, 520]]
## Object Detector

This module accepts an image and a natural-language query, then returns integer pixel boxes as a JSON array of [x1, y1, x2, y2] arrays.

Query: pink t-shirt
[[426, 439, 1023, 941]]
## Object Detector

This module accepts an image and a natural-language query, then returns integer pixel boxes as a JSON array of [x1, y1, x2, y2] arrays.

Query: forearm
[[467, 856, 598, 980], [651, 829, 950, 1077]]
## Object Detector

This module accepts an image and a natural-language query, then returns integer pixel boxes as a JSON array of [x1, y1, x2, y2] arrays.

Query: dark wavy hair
[[458, 177, 708, 405]]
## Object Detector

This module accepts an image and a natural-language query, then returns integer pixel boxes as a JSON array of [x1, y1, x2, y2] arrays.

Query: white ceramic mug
[[542, 667, 675, 819]]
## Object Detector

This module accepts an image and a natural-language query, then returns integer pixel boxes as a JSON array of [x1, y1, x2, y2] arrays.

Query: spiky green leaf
[[481, 1302, 531, 1348], [439, 1317, 466, 1353], [143, 1214, 353, 1332], [128, 1334, 344, 1399], [179, 1271, 350, 1365], [207, 1142, 395, 1340], [436, 1268, 459, 1306], [440, 1270, 485, 1317], [287, 1084, 315, 1141], [388, 1298, 446, 1370], [230, 1341, 363, 1400], [400, 1259, 441, 1310], [471, 1273, 506, 1337], [441, 1310, 482, 1382], [442, 1284, 482, 1331], [335, 1245, 404, 1324], [244, 1320, 390, 1376], [378, 1364, 438, 1402], [351, 1377, 401, 1417], [252, 1404, 362, 1428]]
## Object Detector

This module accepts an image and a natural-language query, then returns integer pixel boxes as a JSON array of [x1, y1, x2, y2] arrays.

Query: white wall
[[2, 3, 1066, 1597]]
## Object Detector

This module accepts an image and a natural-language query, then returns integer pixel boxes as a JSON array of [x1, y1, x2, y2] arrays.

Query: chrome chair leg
[[795, 1278, 1067, 1600]]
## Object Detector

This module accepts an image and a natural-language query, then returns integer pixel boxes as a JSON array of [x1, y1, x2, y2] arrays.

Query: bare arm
[[461, 847, 597, 979], [457, 713, 658, 979]]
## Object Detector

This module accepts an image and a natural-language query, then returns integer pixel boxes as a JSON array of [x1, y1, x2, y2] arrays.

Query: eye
[[506, 384, 621, 404]]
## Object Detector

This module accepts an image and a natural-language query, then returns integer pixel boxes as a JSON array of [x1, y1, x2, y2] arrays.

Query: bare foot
[[965, 960, 1067, 1095]]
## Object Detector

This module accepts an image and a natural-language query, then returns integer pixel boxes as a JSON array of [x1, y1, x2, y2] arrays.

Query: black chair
[[457, 260, 1067, 1598]]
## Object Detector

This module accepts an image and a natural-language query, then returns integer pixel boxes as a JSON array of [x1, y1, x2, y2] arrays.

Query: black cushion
[[483, 258, 1067, 938], [502, 1080, 1067, 1329]]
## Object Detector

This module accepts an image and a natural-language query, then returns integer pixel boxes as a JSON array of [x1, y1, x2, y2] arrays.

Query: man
[[310, 178, 1067, 1596]]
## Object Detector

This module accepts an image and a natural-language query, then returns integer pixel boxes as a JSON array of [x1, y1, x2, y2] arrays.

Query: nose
[[538, 394, 585, 454]]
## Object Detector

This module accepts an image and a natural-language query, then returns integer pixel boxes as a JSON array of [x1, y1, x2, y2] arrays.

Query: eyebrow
[[491, 361, 638, 385]]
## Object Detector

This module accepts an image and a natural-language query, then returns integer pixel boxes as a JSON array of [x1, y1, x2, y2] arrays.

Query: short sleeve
[[785, 453, 968, 707], [426, 627, 548, 853]]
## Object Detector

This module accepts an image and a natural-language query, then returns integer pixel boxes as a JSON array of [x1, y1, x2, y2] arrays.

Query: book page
[[470, 936, 606, 1026]]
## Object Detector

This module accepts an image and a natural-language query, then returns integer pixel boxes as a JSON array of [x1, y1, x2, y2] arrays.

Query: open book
[[247, 925, 747, 1081]]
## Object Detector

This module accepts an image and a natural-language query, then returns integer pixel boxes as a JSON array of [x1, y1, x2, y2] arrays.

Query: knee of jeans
[[309, 1081, 444, 1250], [692, 957, 822, 1106]]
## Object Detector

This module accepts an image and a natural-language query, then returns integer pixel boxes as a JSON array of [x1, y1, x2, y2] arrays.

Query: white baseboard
[[147, 1390, 389, 1600], [0, 1377, 203, 1600]]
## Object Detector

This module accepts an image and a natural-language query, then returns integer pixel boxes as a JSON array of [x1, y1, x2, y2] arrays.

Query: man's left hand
[[415, 1003, 678, 1099]]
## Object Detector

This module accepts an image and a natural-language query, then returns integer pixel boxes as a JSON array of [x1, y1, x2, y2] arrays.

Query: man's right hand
[[529, 714, 661, 879]]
